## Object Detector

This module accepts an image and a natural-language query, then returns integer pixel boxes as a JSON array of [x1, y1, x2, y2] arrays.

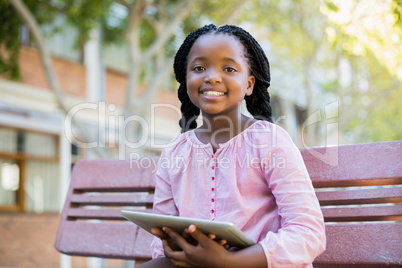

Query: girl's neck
[[195, 112, 256, 150]]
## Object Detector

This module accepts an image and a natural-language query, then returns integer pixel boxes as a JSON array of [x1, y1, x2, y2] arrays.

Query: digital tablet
[[121, 210, 255, 248]]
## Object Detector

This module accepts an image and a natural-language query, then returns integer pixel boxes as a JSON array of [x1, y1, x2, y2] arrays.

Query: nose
[[204, 69, 222, 84]]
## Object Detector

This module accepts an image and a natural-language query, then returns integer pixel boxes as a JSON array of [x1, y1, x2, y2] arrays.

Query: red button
[[211, 209, 215, 213], [212, 166, 215, 169], [212, 177, 215, 180], [217, 145, 220, 149], [211, 198, 215, 202], [211, 188, 214, 191]]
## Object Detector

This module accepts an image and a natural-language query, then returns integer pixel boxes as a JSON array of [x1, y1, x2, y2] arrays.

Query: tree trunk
[[9, 0, 107, 158], [121, 0, 193, 157]]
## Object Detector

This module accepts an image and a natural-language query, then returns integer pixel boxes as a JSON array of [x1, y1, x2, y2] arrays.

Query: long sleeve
[[258, 129, 326, 267], [150, 149, 179, 259]]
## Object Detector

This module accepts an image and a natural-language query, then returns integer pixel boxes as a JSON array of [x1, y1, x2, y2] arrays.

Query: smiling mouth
[[202, 91, 225, 96]]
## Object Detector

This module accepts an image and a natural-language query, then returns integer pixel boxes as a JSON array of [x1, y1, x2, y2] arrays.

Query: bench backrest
[[55, 141, 402, 266], [300, 141, 402, 266]]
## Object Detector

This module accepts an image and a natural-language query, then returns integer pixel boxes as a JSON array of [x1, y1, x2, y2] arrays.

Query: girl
[[142, 24, 325, 267]]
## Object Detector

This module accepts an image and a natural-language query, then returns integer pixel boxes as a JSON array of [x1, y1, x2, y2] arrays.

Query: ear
[[246, 75, 255, 96]]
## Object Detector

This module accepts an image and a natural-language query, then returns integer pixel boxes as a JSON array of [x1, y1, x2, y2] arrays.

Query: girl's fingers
[[163, 227, 188, 249], [151, 227, 166, 239], [163, 240, 192, 267], [187, 224, 211, 245], [218, 239, 227, 246]]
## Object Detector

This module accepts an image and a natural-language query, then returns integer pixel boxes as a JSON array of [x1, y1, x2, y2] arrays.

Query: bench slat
[[71, 158, 157, 189], [301, 140, 402, 188], [316, 187, 402, 206], [315, 223, 402, 265], [65, 208, 153, 221], [70, 193, 154, 206], [56, 221, 402, 265], [321, 204, 402, 222], [56, 221, 153, 260]]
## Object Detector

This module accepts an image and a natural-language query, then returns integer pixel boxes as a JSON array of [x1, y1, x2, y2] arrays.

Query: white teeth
[[202, 91, 224, 96]]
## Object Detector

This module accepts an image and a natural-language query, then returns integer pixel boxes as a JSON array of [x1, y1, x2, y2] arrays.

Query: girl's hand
[[151, 226, 229, 250], [162, 225, 231, 267], [183, 229, 229, 248], [151, 227, 182, 251]]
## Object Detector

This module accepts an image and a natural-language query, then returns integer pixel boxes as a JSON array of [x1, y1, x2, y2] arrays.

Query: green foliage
[[236, 0, 402, 144], [0, 0, 59, 79], [0, 0, 241, 80], [2, 0, 400, 144], [342, 62, 402, 143], [321, 0, 402, 143], [101, 2, 127, 45], [393, 0, 402, 27], [325, 1, 339, 12], [57, 0, 113, 46], [0, 0, 21, 79]]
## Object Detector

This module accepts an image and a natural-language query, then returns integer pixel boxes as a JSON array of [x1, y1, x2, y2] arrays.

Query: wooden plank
[[316, 187, 402, 206], [321, 204, 402, 222], [70, 193, 154, 207], [66, 208, 125, 220], [55, 158, 158, 254], [55, 221, 154, 260], [71, 157, 158, 189], [65, 208, 153, 221], [314, 223, 402, 266], [73, 187, 155, 193], [301, 141, 402, 188]]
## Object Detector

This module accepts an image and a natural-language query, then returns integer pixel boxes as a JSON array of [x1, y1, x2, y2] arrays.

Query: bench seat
[[55, 141, 402, 267]]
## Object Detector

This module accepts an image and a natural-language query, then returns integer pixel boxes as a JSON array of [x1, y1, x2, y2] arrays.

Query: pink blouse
[[151, 121, 326, 267]]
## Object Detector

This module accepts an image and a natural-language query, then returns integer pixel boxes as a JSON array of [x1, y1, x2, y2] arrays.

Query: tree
[[8, 0, 110, 157], [240, 0, 336, 146], [6, 0, 398, 152], [3, 0, 247, 157], [320, 0, 402, 143], [237, 0, 402, 146]]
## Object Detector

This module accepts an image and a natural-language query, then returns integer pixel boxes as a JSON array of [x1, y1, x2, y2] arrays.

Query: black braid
[[178, 83, 200, 131], [174, 24, 273, 133]]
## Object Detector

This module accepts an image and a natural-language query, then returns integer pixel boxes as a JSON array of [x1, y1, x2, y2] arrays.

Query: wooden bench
[[55, 140, 402, 267]]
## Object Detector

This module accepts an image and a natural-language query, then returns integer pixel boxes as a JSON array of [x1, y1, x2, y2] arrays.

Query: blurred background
[[0, 0, 401, 267]]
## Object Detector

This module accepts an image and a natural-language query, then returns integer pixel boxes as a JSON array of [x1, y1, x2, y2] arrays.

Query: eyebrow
[[188, 56, 241, 66], [188, 57, 205, 65]]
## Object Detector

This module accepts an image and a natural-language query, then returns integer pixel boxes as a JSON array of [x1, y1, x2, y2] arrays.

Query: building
[[0, 15, 180, 267]]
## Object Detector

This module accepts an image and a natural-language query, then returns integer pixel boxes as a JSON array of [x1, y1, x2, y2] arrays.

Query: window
[[0, 126, 60, 212], [0, 160, 20, 206]]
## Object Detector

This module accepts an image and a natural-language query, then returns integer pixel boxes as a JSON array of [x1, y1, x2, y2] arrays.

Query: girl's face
[[186, 34, 255, 119]]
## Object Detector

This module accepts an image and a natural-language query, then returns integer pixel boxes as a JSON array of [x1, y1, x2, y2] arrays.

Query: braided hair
[[174, 24, 273, 133]]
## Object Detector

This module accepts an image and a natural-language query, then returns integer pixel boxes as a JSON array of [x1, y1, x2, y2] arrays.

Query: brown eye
[[193, 66, 205, 72], [225, 67, 236, 72]]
